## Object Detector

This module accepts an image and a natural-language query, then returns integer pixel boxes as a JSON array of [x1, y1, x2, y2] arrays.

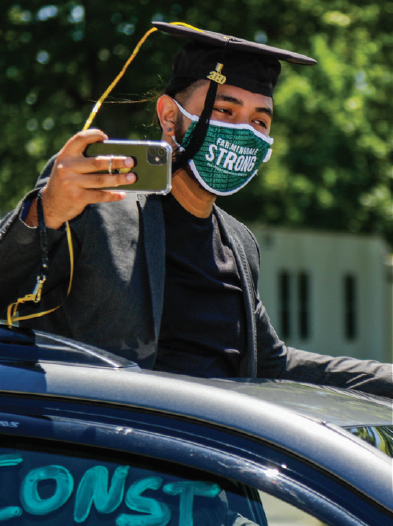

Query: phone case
[[85, 140, 172, 194]]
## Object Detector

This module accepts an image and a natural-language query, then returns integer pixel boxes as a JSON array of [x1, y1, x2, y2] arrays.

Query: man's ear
[[156, 95, 177, 136]]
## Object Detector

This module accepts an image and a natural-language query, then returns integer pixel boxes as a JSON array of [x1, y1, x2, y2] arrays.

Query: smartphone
[[84, 139, 172, 194]]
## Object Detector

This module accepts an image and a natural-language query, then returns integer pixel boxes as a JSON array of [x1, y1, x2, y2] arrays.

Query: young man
[[0, 23, 391, 396]]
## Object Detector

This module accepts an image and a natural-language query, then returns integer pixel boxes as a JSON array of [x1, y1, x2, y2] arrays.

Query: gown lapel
[[214, 207, 257, 377], [138, 194, 166, 344]]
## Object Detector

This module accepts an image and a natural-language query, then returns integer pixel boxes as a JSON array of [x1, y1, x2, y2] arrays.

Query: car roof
[[0, 324, 137, 368], [184, 376, 393, 427], [1, 360, 393, 510], [1, 325, 392, 512], [0, 323, 391, 432]]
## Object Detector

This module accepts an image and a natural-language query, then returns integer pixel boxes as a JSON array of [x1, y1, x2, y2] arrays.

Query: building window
[[344, 274, 357, 340], [279, 271, 291, 338], [279, 271, 311, 341], [298, 272, 310, 340]]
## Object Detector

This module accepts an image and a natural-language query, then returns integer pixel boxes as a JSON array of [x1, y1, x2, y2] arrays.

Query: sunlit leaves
[[0, 0, 392, 245]]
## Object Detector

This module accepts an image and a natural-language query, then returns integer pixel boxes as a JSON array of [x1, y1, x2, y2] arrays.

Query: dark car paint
[[0, 324, 392, 525], [0, 324, 135, 367], [0, 397, 387, 526]]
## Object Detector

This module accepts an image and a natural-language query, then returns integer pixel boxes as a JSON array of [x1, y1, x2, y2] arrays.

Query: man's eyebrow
[[256, 106, 273, 118], [215, 94, 273, 118]]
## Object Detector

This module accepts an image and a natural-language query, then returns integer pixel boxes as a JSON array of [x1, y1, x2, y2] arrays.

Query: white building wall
[[249, 226, 392, 363]]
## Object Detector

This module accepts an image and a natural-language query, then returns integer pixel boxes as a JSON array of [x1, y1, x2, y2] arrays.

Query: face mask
[[173, 100, 273, 196]]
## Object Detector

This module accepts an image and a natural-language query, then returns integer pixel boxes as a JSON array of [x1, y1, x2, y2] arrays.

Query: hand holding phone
[[26, 130, 133, 229], [85, 140, 172, 194]]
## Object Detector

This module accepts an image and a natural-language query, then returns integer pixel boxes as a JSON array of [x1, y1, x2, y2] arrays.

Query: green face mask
[[174, 100, 273, 195]]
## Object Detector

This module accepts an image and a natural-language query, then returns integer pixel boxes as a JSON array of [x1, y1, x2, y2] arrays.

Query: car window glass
[[346, 425, 393, 457], [260, 492, 328, 526], [0, 446, 268, 525]]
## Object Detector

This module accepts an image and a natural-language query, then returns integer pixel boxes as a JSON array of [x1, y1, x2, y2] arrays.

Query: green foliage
[[1, 0, 392, 245], [217, 0, 393, 245]]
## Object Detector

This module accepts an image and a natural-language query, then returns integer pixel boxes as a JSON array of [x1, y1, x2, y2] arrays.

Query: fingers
[[79, 171, 137, 190], [59, 129, 109, 157], [55, 154, 137, 187], [87, 155, 135, 175], [57, 129, 137, 177]]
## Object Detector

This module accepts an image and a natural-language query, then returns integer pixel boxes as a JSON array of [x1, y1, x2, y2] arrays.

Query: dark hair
[[164, 78, 208, 103]]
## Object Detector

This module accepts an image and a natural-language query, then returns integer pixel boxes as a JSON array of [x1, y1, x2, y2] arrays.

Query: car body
[[0, 323, 392, 525]]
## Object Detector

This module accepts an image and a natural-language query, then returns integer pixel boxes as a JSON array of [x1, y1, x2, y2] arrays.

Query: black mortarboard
[[153, 21, 317, 98]]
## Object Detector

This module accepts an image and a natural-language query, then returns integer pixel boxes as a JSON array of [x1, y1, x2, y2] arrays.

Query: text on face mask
[[205, 143, 258, 173]]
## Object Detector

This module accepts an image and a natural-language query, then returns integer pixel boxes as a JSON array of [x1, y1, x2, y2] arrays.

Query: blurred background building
[[251, 225, 392, 363]]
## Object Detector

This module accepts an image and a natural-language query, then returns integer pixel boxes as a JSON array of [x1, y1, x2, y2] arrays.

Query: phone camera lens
[[147, 145, 165, 165]]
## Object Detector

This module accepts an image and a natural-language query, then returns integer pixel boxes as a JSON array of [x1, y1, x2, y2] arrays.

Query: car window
[[346, 425, 393, 457], [0, 445, 268, 525], [260, 492, 328, 526]]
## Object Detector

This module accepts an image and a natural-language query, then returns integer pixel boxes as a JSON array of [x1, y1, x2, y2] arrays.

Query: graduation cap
[[153, 21, 317, 98]]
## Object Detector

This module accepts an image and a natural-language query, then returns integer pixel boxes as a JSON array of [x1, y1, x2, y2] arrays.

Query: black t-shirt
[[155, 194, 247, 377]]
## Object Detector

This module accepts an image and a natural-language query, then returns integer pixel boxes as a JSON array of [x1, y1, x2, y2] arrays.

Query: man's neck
[[170, 169, 216, 218]]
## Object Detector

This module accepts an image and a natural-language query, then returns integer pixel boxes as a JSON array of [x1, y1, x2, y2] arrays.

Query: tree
[[1, 0, 392, 245]]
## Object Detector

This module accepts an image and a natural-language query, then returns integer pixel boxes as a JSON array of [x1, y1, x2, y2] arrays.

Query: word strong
[[205, 138, 258, 174]]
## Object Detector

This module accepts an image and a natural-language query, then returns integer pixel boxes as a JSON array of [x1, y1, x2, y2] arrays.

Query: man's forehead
[[215, 85, 273, 111]]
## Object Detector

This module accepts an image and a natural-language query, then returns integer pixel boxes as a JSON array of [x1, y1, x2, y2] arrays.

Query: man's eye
[[214, 107, 231, 115], [254, 120, 268, 129]]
